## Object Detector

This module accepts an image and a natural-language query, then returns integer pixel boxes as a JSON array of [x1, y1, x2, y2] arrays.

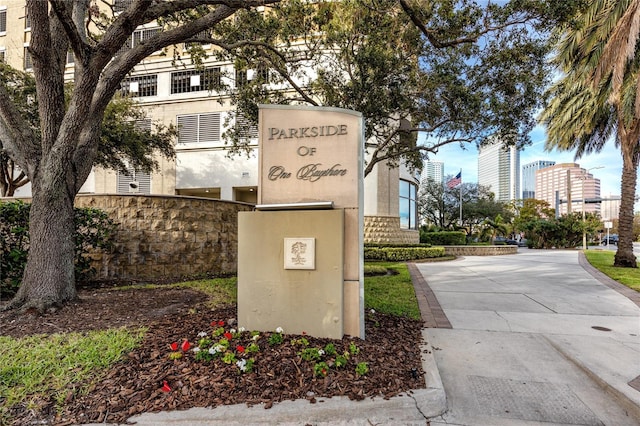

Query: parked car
[[494, 236, 519, 246], [602, 234, 618, 245]]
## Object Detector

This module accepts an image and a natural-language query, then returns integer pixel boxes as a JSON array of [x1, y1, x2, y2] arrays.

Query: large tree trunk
[[8, 178, 77, 311], [614, 134, 639, 268]]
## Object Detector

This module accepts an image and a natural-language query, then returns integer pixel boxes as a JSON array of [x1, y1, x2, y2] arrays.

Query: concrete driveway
[[414, 249, 640, 426]]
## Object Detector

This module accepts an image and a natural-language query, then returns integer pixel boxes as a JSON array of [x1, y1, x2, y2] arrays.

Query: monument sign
[[238, 105, 364, 339]]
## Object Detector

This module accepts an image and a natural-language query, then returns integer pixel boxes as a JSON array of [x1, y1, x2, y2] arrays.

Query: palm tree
[[540, 0, 640, 267]]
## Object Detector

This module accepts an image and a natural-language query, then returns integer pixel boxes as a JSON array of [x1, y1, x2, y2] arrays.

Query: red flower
[[224, 332, 232, 340], [236, 345, 245, 353], [169, 342, 178, 351], [218, 320, 225, 326], [181, 340, 191, 351], [302, 331, 307, 335], [161, 380, 171, 392]]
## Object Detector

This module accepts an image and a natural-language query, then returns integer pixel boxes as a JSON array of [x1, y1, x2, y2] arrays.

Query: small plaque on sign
[[284, 238, 315, 270]]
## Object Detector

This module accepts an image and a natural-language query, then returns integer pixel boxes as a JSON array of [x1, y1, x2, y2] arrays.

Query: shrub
[[420, 230, 466, 245], [0, 201, 30, 297], [364, 246, 445, 261], [0, 201, 117, 298]]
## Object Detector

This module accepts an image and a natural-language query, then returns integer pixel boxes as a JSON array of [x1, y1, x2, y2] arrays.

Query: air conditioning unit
[[128, 181, 140, 193]]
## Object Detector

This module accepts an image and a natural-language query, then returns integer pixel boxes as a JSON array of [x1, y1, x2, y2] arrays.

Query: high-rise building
[[522, 160, 555, 199], [535, 163, 601, 216], [421, 161, 444, 185], [477, 140, 520, 202]]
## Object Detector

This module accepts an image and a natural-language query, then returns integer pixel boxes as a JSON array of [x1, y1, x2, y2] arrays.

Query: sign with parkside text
[[258, 105, 363, 208]]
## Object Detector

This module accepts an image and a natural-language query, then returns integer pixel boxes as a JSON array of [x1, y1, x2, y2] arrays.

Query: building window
[[117, 167, 150, 194], [235, 69, 248, 87], [0, 8, 7, 33], [120, 74, 158, 97], [66, 50, 74, 64], [171, 67, 220, 94], [235, 66, 269, 88], [399, 179, 417, 230], [184, 29, 212, 49], [24, 7, 30, 30], [116, 27, 161, 56], [0, 49, 5, 63], [235, 111, 258, 139], [177, 112, 221, 144], [23, 46, 31, 69], [113, 0, 134, 13]]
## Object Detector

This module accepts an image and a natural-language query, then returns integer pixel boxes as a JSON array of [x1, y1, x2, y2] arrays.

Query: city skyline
[[422, 124, 638, 210]]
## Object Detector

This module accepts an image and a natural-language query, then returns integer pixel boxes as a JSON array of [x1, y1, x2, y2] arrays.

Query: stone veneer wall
[[364, 215, 419, 244], [74, 195, 254, 281]]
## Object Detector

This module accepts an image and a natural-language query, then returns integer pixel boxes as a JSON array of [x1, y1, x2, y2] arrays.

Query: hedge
[[364, 246, 446, 261], [420, 231, 466, 245]]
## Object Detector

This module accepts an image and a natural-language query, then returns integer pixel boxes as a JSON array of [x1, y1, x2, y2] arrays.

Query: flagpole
[[459, 168, 462, 226]]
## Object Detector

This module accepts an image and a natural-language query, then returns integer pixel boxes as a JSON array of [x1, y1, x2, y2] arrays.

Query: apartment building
[[521, 160, 555, 199], [421, 161, 444, 185], [535, 163, 601, 216], [2, 1, 419, 243]]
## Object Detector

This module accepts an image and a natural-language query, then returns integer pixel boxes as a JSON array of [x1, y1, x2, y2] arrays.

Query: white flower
[[230, 328, 236, 334], [197, 331, 208, 337], [236, 359, 247, 372], [208, 346, 218, 355], [275, 327, 284, 334], [214, 344, 225, 353], [252, 334, 260, 341], [318, 349, 325, 356], [192, 347, 201, 353], [370, 309, 376, 314], [239, 327, 246, 333]]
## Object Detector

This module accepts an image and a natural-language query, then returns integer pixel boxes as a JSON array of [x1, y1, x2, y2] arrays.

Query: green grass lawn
[[0, 328, 145, 420], [364, 262, 421, 320], [584, 250, 640, 292], [1, 265, 420, 420]]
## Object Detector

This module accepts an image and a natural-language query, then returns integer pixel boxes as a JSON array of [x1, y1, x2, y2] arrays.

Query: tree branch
[[399, 0, 530, 48], [49, 0, 91, 66]]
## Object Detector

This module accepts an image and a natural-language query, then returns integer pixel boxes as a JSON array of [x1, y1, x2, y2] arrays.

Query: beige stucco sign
[[238, 105, 365, 339]]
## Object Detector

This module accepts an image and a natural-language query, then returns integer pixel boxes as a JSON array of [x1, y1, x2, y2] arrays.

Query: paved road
[[415, 249, 640, 426]]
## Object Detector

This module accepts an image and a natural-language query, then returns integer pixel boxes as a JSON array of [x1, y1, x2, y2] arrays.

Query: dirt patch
[[1, 286, 426, 425]]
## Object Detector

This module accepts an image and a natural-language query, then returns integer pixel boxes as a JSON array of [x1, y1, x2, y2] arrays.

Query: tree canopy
[[0, 64, 176, 197], [199, 0, 585, 175]]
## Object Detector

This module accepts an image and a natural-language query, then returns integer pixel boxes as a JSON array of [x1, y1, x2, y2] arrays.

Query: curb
[[83, 330, 447, 425], [544, 336, 640, 422]]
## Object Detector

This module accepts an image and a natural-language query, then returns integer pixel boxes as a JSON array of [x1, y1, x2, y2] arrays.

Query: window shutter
[[0, 10, 7, 33], [199, 113, 220, 143], [117, 168, 151, 194], [177, 115, 198, 143]]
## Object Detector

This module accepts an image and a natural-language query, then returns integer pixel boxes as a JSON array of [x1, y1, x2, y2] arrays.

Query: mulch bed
[[0, 286, 426, 425]]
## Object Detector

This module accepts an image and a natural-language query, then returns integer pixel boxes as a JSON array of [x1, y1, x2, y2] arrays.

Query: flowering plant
[[166, 323, 371, 380], [268, 327, 284, 345]]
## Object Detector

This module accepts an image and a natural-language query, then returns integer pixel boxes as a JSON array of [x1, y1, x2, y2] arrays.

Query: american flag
[[446, 171, 461, 189]]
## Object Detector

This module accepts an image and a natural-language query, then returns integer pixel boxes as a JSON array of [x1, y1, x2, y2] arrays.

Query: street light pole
[[582, 166, 604, 250]]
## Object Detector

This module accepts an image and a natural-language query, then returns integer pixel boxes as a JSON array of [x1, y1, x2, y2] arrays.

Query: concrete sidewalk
[[415, 249, 640, 426]]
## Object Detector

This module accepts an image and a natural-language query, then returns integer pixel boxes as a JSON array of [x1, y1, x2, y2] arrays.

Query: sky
[[424, 124, 639, 210]]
